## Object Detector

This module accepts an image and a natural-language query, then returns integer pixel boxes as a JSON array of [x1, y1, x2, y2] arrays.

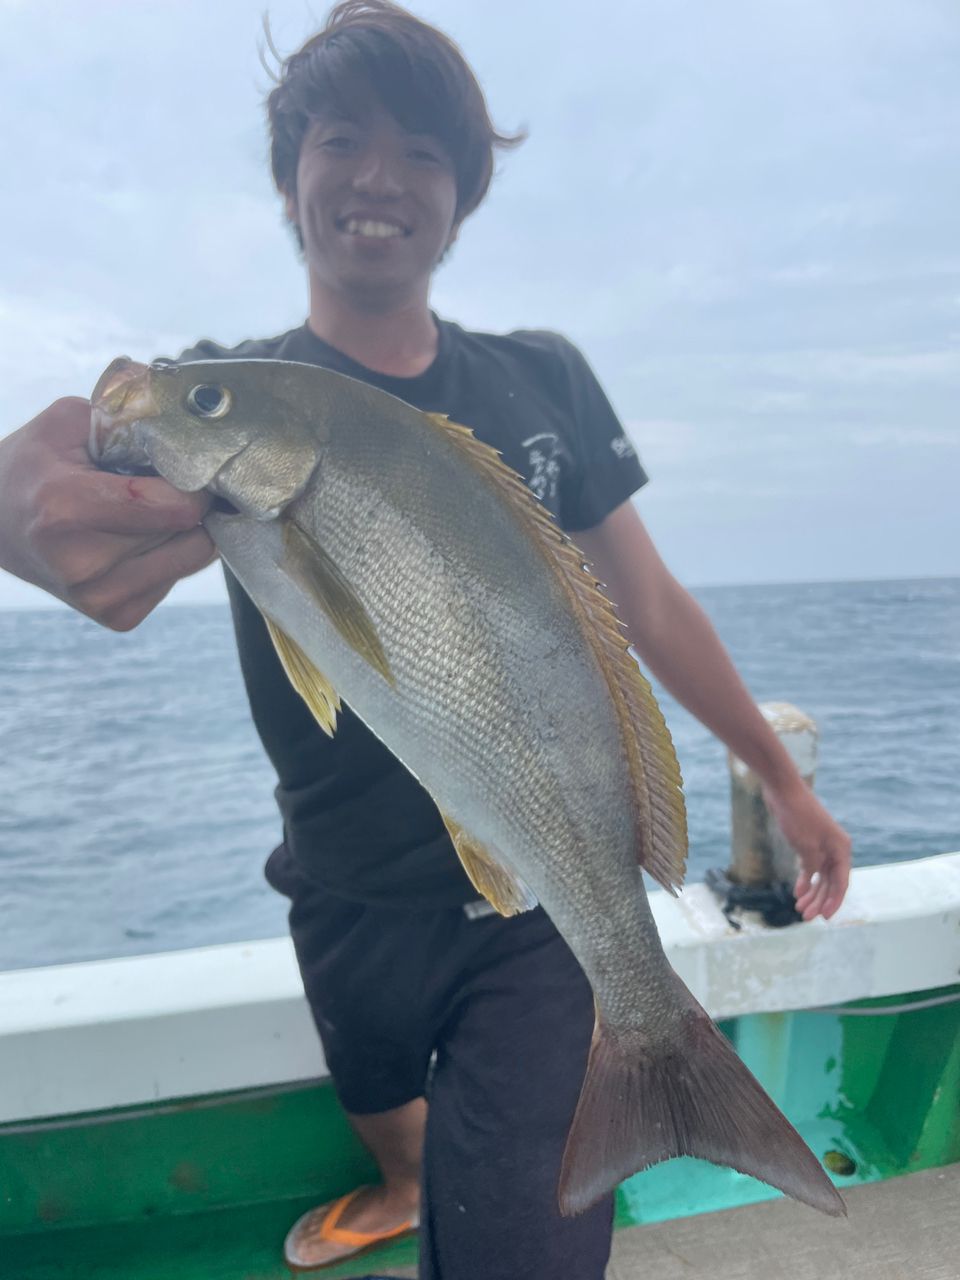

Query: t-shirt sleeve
[[172, 337, 237, 363], [553, 337, 648, 532]]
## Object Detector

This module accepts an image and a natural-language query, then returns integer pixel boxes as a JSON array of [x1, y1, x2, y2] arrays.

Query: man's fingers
[[24, 396, 92, 451], [71, 527, 218, 629], [800, 876, 829, 921], [97, 582, 186, 633], [57, 469, 212, 535], [794, 869, 813, 901], [819, 855, 851, 920], [795, 863, 825, 918]]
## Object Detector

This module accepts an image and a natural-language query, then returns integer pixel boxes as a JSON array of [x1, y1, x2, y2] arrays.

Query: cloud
[[0, 293, 195, 431], [1, 0, 958, 598], [850, 426, 960, 448], [759, 347, 960, 384]]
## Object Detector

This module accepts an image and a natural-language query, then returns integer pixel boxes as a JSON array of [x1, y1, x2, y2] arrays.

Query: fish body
[[90, 355, 844, 1217]]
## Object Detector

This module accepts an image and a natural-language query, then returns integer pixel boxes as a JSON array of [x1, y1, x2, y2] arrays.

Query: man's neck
[[306, 281, 440, 378]]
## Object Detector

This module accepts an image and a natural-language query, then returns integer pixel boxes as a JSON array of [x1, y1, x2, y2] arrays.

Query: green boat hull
[[2, 986, 957, 1279]]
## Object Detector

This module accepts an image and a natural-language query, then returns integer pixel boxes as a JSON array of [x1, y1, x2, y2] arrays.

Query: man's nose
[[352, 149, 404, 197]]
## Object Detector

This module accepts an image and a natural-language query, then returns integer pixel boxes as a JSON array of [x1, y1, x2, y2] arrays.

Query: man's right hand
[[0, 397, 217, 631]]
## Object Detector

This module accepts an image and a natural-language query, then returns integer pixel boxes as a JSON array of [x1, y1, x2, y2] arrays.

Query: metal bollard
[[727, 702, 818, 889]]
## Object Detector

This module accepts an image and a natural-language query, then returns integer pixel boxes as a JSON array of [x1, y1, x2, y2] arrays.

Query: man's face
[[286, 94, 460, 307]]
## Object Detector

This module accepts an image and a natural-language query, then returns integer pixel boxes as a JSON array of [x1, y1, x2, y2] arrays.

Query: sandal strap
[[319, 1188, 417, 1248]]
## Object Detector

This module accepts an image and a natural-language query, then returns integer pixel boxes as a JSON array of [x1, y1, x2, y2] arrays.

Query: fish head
[[90, 357, 325, 519]]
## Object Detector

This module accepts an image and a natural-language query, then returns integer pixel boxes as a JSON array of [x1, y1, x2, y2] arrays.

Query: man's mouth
[[337, 215, 410, 239]]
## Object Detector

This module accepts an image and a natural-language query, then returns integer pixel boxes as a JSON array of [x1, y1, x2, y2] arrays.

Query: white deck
[[0, 851, 958, 1124]]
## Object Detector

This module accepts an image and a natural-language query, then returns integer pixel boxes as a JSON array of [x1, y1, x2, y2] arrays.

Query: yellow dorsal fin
[[424, 413, 687, 894], [441, 813, 539, 917], [282, 517, 394, 686], [265, 616, 342, 737]]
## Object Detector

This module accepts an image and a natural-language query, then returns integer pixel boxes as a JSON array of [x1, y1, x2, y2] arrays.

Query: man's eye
[[321, 135, 356, 152], [409, 147, 442, 164]]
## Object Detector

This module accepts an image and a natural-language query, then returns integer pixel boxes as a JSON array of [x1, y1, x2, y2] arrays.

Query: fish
[[89, 354, 845, 1218]]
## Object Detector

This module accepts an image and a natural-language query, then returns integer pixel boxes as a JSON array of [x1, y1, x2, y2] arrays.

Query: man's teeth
[[344, 218, 405, 238]]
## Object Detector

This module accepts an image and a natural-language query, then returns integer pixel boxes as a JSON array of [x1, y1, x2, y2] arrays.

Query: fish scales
[[251, 391, 641, 929]]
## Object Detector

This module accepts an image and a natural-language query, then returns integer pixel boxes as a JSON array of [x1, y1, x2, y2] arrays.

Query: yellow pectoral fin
[[282, 518, 394, 686], [265, 616, 341, 737], [440, 814, 538, 917]]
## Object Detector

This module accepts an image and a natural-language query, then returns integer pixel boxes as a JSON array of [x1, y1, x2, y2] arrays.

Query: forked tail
[[558, 1005, 846, 1218]]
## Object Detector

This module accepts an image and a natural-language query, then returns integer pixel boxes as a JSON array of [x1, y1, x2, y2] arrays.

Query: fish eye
[[186, 384, 232, 419]]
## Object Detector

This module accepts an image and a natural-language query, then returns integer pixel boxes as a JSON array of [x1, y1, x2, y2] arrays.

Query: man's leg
[[265, 844, 431, 1268], [418, 908, 614, 1280], [285, 1100, 425, 1268], [341, 1098, 425, 1227]]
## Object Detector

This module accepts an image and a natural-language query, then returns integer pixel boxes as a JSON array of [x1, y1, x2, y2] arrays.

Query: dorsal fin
[[424, 413, 687, 893]]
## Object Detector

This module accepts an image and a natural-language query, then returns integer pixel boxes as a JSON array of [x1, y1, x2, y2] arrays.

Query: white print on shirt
[[610, 435, 637, 460], [522, 432, 562, 505]]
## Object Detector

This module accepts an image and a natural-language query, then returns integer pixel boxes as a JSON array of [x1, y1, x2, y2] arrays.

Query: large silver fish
[[89, 355, 844, 1217]]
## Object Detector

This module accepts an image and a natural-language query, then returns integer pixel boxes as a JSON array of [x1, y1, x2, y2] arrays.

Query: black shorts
[[264, 842, 614, 1280]]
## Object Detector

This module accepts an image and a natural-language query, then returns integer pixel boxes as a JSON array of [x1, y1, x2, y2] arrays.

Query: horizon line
[[0, 571, 957, 613]]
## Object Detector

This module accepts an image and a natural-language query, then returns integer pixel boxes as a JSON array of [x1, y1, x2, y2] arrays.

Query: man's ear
[[282, 188, 299, 227], [438, 219, 463, 265]]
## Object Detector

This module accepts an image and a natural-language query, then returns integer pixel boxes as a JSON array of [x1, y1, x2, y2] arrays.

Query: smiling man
[[0, 3, 852, 1277]]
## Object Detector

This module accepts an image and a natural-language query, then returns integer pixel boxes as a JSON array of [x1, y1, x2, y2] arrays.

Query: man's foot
[[284, 1182, 420, 1271]]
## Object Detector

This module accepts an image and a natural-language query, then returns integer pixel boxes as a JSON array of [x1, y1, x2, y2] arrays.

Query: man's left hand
[[763, 779, 852, 922]]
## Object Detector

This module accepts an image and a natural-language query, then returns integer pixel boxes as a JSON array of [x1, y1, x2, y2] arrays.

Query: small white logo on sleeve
[[522, 432, 562, 504], [611, 435, 636, 460]]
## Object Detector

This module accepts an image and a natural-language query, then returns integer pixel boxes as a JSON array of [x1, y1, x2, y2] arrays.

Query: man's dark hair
[[267, 0, 524, 224]]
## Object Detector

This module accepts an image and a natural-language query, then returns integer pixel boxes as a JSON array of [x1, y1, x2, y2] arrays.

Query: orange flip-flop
[[283, 1185, 419, 1272]]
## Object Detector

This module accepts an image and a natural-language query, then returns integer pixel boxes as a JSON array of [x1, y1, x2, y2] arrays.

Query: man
[[0, 3, 851, 1276]]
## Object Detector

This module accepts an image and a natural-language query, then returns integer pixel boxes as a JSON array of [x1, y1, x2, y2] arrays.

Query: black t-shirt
[[178, 318, 648, 906]]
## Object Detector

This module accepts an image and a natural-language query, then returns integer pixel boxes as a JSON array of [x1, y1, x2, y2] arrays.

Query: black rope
[[705, 867, 803, 930]]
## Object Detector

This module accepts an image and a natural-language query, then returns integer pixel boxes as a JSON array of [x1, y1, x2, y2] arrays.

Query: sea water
[[0, 577, 957, 970]]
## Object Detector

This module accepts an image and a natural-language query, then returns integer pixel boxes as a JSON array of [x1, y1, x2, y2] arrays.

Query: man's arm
[[0, 398, 216, 631], [576, 500, 851, 921]]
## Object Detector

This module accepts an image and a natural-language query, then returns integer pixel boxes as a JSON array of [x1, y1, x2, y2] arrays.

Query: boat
[[1, 698, 958, 1278]]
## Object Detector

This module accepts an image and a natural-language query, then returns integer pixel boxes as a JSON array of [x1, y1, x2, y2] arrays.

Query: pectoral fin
[[440, 814, 538, 917], [282, 518, 394, 686], [264, 616, 341, 736]]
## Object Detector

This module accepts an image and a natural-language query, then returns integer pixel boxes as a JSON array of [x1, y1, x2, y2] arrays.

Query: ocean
[[1, 576, 957, 972]]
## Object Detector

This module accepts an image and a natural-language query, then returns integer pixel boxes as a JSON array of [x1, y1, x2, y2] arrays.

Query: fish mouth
[[89, 357, 160, 474]]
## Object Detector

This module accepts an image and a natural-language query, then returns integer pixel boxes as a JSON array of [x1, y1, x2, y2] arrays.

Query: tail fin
[[559, 1010, 846, 1218]]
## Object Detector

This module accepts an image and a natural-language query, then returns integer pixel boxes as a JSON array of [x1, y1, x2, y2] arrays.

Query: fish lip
[[89, 357, 160, 473]]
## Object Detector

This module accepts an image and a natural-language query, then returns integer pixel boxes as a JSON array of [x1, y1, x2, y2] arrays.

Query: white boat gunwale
[[1, 851, 957, 1126]]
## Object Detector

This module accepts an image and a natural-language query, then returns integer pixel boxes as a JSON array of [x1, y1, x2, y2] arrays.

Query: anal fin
[[265, 616, 341, 737], [441, 814, 538, 917]]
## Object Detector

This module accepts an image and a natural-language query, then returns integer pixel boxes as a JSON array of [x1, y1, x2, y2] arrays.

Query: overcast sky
[[0, 0, 957, 608]]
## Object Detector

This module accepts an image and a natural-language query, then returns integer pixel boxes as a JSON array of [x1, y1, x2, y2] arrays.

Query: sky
[[0, 0, 957, 609]]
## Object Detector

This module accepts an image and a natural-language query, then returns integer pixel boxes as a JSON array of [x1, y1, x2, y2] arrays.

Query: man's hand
[[763, 778, 852, 922], [0, 397, 217, 631]]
